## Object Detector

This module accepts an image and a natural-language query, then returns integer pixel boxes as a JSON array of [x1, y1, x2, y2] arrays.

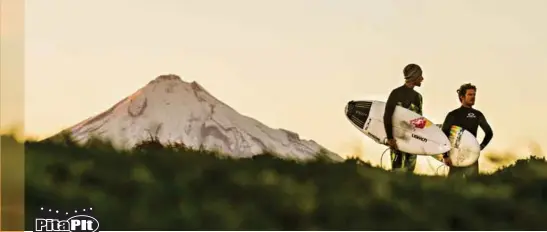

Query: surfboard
[[431, 124, 481, 167], [345, 100, 451, 156]]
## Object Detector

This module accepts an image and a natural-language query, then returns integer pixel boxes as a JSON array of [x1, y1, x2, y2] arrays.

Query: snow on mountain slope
[[59, 74, 342, 161]]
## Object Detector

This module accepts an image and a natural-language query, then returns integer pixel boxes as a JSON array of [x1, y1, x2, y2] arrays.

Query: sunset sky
[[4, 0, 547, 173]]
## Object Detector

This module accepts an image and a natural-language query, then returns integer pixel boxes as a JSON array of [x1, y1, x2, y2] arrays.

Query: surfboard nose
[[345, 101, 356, 117], [345, 100, 372, 129]]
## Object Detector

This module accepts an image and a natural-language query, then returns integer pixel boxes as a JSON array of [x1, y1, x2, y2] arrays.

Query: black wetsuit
[[383, 84, 423, 172], [441, 106, 494, 177]]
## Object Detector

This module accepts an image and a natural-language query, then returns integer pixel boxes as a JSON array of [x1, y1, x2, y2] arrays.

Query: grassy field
[[2, 134, 547, 230]]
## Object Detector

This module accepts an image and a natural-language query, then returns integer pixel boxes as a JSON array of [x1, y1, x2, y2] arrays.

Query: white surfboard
[[431, 124, 481, 167], [345, 100, 451, 156]]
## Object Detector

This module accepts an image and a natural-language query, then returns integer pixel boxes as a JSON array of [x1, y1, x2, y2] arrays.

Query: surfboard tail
[[345, 100, 372, 129]]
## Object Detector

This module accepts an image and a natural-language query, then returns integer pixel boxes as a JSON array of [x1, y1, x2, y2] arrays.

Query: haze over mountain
[[52, 74, 342, 161]]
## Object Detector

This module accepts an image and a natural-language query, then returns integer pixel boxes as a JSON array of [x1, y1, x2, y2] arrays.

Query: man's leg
[[403, 153, 417, 172], [390, 149, 403, 171], [391, 150, 416, 172]]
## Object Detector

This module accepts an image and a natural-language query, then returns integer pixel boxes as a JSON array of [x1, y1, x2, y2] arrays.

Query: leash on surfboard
[[432, 158, 448, 176], [423, 154, 449, 176], [436, 164, 448, 175], [380, 148, 449, 175], [379, 147, 390, 169]]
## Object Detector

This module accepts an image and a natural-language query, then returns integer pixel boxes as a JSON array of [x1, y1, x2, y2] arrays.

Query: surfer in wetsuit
[[383, 63, 424, 172], [441, 83, 493, 178]]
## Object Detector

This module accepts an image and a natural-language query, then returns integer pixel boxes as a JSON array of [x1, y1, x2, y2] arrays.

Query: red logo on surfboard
[[410, 117, 431, 129]]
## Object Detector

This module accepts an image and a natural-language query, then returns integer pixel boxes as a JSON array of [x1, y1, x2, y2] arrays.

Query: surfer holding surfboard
[[344, 68, 492, 176], [383, 63, 425, 172], [440, 83, 494, 177]]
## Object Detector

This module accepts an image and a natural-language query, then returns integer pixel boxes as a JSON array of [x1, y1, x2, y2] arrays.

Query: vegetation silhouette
[[6, 133, 546, 230]]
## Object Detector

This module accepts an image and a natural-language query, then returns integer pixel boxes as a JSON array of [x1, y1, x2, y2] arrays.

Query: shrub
[[1, 135, 545, 230]]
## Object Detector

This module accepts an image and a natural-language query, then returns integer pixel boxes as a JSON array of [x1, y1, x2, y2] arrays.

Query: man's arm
[[478, 113, 493, 150], [441, 112, 455, 138], [417, 93, 423, 116], [383, 90, 397, 140], [440, 112, 455, 158]]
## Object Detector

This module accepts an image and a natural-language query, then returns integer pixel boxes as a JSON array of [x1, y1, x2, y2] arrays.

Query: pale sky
[[12, 0, 547, 172]]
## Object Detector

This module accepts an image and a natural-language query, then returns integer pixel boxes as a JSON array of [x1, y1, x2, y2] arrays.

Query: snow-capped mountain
[[54, 74, 342, 161]]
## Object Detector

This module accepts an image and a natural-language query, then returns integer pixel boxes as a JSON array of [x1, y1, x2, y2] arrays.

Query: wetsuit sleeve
[[440, 112, 455, 158], [383, 90, 397, 140], [417, 93, 423, 115], [441, 112, 455, 138], [478, 113, 493, 150]]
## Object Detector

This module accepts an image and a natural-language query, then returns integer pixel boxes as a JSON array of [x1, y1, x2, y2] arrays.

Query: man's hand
[[442, 155, 452, 166], [386, 138, 398, 150], [443, 152, 452, 167]]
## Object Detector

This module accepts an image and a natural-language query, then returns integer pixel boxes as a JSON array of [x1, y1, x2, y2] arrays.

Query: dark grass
[[5, 134, 546, 230]]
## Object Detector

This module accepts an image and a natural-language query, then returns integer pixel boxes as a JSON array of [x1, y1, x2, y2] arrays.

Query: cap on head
[[403, 63, 422, 80]]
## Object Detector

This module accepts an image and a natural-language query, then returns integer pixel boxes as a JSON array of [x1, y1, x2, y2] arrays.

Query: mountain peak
[[145, 75, 212, 100], [151, 74, 183, 83], [56, 74, 342, 162]]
